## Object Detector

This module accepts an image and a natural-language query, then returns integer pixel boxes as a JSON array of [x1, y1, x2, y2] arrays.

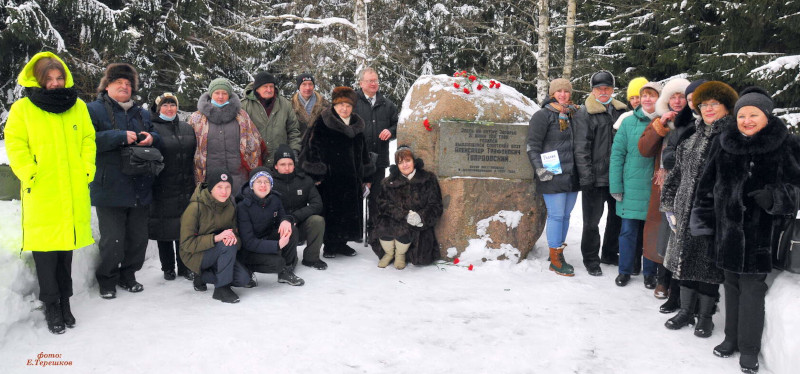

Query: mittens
[[406, 210, 423, 227]]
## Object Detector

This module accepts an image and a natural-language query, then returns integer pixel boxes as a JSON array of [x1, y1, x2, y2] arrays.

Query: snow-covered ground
[[1, 139, 799, 374]]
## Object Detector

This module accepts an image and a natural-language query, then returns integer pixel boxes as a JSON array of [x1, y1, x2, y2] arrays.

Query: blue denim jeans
[[542, 192, 579, 248], [619, 218, 656, 275]]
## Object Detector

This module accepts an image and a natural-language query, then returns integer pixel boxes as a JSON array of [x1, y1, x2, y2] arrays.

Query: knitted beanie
[[549, 78, 573, 96], [626, 77, 649, 99], [734, 87, 774, 117], [207, 78, 233, 96]]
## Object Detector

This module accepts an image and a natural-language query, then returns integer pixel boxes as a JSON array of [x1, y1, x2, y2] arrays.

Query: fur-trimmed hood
[[320, 108, 365, 138], [719, 115, 789, 155], [655, 78, 690, 116], [584, 94, 628, 114], [197, 92, 242, 124]]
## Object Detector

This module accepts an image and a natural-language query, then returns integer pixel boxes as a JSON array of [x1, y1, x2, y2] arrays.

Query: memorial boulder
[[397, 74, 546, 262]]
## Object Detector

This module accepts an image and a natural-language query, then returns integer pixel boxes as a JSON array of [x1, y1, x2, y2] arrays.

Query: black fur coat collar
[[719, 115, 788, 155], [321, 108, 365, 138]]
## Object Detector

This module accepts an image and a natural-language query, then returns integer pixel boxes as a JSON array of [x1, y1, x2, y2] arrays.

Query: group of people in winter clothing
[[527, 70, 800, 373], [5, 54, 443, 332]]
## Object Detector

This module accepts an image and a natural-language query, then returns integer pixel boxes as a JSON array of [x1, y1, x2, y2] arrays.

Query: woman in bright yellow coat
[[5, 52, 96, 335]]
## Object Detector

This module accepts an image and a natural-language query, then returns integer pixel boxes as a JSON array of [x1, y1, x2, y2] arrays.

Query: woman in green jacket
[[5, 52, 96, 334], [609, 82, 661, 288]]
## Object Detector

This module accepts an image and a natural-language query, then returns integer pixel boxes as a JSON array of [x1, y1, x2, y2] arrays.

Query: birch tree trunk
[[563, 0, 576, 80], [536, 0, 550, 104], [354, 0, 370, 69]]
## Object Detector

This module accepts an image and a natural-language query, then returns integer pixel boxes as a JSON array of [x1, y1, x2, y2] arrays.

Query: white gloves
[[665, 212, 677, 233], [406, 210, 423, 227]]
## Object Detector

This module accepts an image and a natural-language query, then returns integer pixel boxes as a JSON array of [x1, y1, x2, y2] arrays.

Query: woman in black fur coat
[[298, 86, 374, 258], [690, 87, 800, 373], [370, 146, 443, 268]]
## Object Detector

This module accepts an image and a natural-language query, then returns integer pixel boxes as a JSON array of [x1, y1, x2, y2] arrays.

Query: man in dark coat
[[354, 67, 399, 237], [236, 167, 304, 286], [271, 144, 327, 270], [87, 63, 161, 299], [572, 70, 628, 275]]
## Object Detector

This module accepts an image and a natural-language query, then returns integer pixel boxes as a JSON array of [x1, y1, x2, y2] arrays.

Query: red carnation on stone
[[463, 88, 470, 94], [423, 119, 430, 126], [454, 82, 460, 88], [468, 264, 474, 271], [453, 257, 460, 264], [476, 84, 483, 91], [468, 75, 477, 82]]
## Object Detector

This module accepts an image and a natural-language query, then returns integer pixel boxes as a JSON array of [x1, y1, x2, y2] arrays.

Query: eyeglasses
[[253, 180, 270, 186], [362, 79, 379, 84], [698, 102, 722, 110]]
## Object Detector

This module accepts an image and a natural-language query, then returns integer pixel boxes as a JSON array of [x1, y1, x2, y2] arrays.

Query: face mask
[[212, 100, 230, 108], [595, 96, 613, 105], [159, 113, 176, 121]]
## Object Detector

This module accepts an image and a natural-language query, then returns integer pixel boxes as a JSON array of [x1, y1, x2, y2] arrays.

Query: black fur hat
[[97, 63, 139, 94], [692, 81, 738, 113], [331, 86, 357, 107]]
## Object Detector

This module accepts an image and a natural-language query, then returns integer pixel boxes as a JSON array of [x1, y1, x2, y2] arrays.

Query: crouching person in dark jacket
[[180, 170, 251, 303], [271, 144, 327, 270], [370, 146, 443, 269], [236, 167, 305, 286]]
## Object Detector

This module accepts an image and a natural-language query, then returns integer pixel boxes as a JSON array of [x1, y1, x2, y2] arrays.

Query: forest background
[[1, 0, 799, 135]]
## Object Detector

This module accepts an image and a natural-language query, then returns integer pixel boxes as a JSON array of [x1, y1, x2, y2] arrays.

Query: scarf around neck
[[547, 101, 579, 131], [25, 87, 78, 114]]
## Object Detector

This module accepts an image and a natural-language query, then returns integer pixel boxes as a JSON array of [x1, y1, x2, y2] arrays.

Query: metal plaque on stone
[[437, 121, 532, 179]]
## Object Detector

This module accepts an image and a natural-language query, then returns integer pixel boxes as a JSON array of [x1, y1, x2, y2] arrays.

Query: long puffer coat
[[690, 116, 800, 274], [660, 115, 735, 284], [370, 159, 444, 265], [525, 98, 579, 194], [4, 51, 96, 251], [609, 106, 655, 220], [148, 115, 197, 241], [299, 109, 374, 242]]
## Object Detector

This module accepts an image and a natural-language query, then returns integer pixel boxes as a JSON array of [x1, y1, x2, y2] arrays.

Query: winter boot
[[660, 281, 681, 313], [193, 273, 207, 291], [549, 246, 574, 277], [163, 270, 177, 280], [61, 297, 75, 328], [378, 239, 395, 268], [740, 354, 759, 373], [665, 286, 697, 330], [714, 339, 738, 358], [694, 293, 716, 338], [44, 301, 65, 335], [394, 241, 411, 270], [212, 286, 240, 303], [278, 268, 305, 286]]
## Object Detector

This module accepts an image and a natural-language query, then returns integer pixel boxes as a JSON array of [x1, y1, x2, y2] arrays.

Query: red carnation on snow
[[476, 84, 483, 91], [454, 82, 460, 88], [453, 257, 460, 264], [495, 83, 501, 89], [463, 88, 470, 94], [468, 264, 474, 271], [468, 75, 477, 82]]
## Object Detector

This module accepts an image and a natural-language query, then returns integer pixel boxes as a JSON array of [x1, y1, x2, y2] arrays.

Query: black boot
[[740, 354, 759, 373], [660, 281, 681, 313], [695, 293, 716, 338], [44, 301, 65, 334], [714, 339, 738, 358], [193, 273, 207, 291], [61, 297, 75, 328], [665, 286, 696, 330], [212, 286, 240, 303]]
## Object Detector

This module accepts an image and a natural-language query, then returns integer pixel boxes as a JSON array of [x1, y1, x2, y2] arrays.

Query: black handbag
[[774, 187, 800, 273], [104, 97, 164, 177], [120, 146, 164, 176]]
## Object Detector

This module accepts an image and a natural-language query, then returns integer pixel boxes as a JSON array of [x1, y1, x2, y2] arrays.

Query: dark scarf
[[258, 96, 276, 117], [25, 87, 78, 114]]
